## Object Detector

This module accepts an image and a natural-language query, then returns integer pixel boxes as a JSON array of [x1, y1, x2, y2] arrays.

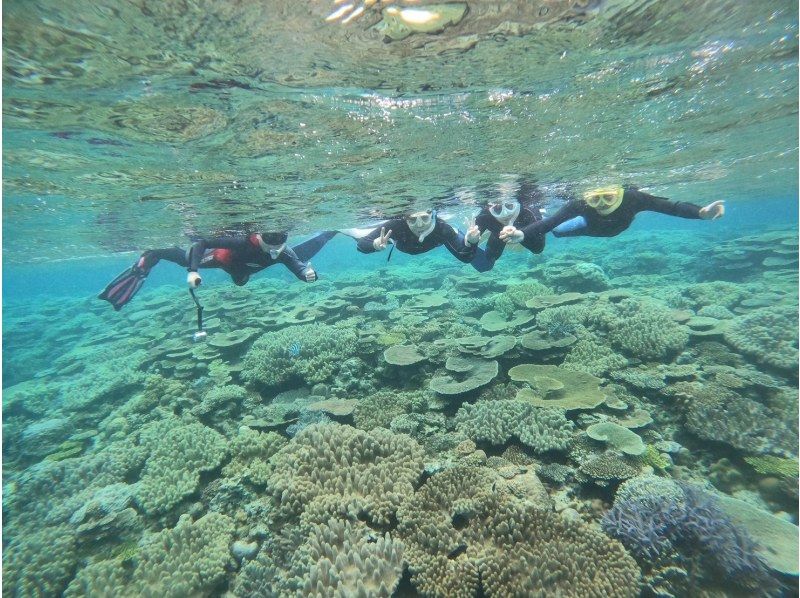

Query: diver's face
[[405, 211, 433, 235], [585, 192, 618, 210], [260, 238, 286, 258], [489, 200, 520, 223]]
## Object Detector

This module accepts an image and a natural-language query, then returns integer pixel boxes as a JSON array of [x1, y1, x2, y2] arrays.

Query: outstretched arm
[[518, 200, 584, 238], [442, 224, 478, 263], [633, 189, 709, 219], [356, 222, 393, 253], [279, 247, 316, 282]]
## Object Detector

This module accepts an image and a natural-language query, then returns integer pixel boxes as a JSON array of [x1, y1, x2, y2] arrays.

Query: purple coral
[[602, 483, 770, 583]]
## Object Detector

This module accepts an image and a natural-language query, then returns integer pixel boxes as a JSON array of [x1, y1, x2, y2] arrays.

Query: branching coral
[[241, 322, 359, 387], [724, 305, 799, 370], [455, 400, 573, 453], [397, 466, 640, 597], [602, 482, 771, 590], [136, 418, 228, 514], [270, 423, 424, 526]]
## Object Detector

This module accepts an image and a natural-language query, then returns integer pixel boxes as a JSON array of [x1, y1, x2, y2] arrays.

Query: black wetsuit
[[472, 206, 545, 272], [356, 218, 476, 262], [145, 233, 331, 285], [520, 187, 703, 239]]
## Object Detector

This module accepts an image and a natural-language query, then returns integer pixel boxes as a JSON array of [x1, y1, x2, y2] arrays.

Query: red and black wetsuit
[[519, 187, 703, 239], [356, 218, 477, 262], [145, 234, 317, 286]]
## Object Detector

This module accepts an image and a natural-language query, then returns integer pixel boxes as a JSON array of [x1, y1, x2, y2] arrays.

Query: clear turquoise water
[[3, 1, 798, 597]]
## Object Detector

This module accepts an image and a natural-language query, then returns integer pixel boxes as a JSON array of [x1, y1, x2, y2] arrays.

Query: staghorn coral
[[241, 322, 359, 387], [603, 482, 772, 592], [454, 399, 573, 453], [136, 418, 228, 514], [724, 305, 799, 370], [397, 466, 640, 598], [270, 423, 424, 526]]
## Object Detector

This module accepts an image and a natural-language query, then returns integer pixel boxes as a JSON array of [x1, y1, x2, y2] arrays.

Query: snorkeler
[[499, 185, 725, 244], [99, 231, 335, 310], [353, 209, 478, 262], [468, 179, 548, 272]]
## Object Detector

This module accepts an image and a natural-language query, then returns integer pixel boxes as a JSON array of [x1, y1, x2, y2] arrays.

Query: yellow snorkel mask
[[583, 185, 624, 215]]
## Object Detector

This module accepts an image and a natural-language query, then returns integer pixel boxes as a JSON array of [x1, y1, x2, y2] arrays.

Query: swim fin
[[292, 230, 338, 262], [98, 260, 149, 311]]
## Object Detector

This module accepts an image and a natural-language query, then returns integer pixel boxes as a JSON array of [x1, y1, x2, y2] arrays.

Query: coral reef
[[455, 399, 573, 453], [3, 226, 797, 597], [397, 466, 640, 597], [270, 423, 425, 526], [241, 323, 359, 387]]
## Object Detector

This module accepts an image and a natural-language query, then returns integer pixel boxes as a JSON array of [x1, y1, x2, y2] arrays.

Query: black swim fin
[[292, 230, 338, 262], [98, 259, 150, 311]]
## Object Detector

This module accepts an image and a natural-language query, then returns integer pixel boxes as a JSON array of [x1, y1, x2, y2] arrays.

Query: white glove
[[699, 200, 725, 220], [304, 262, 317, 282], [187, 271, 202, 288]]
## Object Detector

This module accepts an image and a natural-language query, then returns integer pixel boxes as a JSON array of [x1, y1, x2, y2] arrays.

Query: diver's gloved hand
[[373, 227, 393, 251], [304, 262, 317, 282], [187, 271, 202, 288], [464, 216, 481, 245], [699, 200, 725, 220], [499, 225, 524, 244]]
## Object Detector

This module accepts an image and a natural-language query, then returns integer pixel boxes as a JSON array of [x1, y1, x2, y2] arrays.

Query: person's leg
[[552, 216, 588, 238], [291, 231, 338, 262], [140, 247, 189, 269]]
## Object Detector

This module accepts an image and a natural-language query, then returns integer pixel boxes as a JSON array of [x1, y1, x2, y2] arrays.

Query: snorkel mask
[[405, 210, 436, 242], [489, 200, 521, 225], [583, 186, 624, 215], [258, 232, 288, 259]]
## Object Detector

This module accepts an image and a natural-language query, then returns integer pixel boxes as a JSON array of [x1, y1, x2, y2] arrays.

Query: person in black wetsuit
[[354, 209, 477, 263], [501, 185, 725, 245], [468, 179, 547, 272], [99, 231, 335, 310]]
